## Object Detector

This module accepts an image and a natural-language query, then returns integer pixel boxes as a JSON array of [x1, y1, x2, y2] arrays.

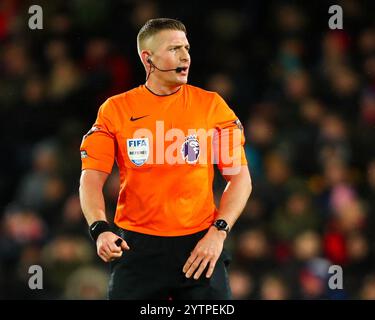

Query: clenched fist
[[96, 231, 130, 262]]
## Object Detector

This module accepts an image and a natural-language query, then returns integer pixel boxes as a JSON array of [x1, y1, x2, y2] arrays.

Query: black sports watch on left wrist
[[212, 219, 230, 235]]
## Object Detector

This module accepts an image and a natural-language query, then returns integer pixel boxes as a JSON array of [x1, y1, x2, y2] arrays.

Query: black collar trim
[[145, 85, 181, 96]]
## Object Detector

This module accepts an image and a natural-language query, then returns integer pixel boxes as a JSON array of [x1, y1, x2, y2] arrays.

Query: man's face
[[147, 30, 190, 85]]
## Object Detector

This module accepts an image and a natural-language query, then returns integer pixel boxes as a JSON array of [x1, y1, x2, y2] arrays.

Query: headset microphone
[[147, 58, 186, 73]]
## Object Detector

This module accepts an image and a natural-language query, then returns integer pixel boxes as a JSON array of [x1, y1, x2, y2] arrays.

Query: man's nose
[[180, 50, 190, 62]]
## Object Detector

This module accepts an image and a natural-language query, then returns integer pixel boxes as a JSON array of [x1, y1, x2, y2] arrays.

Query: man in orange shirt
[[79, 18, 252, 299]]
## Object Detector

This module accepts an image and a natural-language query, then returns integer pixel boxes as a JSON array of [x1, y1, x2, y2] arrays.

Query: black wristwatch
[[212, 219, 230, 235], [89, 220, 111, 242]]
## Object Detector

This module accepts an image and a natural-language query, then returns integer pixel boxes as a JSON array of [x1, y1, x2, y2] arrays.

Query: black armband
[[89, 220, 111, 242]]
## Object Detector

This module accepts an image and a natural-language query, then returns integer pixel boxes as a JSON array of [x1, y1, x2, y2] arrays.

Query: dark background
[[0, 0, 374, 299]]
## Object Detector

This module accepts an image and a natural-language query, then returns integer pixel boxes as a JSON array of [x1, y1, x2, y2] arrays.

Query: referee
[[79, 18, 252, 299]]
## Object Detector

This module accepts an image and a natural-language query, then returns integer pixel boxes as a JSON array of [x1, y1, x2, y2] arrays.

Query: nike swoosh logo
[[130, 115, 149, 121]]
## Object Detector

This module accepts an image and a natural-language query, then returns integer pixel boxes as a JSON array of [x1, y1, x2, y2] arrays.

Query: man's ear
[[141, 50, 152, 66]]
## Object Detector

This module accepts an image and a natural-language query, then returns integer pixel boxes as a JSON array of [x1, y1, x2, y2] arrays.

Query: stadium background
[[0, 0, 374, 299]]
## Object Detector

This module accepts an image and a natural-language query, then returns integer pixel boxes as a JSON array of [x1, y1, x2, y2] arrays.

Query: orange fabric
[[80, 84, 247, 236]]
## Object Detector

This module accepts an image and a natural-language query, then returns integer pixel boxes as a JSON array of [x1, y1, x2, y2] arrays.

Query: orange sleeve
[[80, 99, 116, 174], [211, 93, 247, 175]]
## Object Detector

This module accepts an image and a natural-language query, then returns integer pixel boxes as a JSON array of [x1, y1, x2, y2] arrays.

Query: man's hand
[[96, 231, 130, 262], [182, 227, 226, 280]]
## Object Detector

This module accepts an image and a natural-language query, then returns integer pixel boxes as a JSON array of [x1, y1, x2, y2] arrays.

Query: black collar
[[145, 85, 181, 96]]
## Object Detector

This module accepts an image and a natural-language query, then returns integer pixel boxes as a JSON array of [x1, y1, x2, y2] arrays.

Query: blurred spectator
[[344, 231, 374, 294], [317, 114, 351, 166], [228, 268, 254, 300], [284, 70, 311, 103], [206, 73, 235, 102], [298, 258, 332, 299], [359, 274, 375, 300], [57, 194, 87, 235], [41, 235, 94, 295], [0, 205, 48, 298], [48, 59, 83, 100], [15, 140, 66, 226], [271, 186, 320, 243], [259, 273, 290, 300], [64, 266, 109, 299], [130, 0, 160, 30], [234, 228, 276, 288], [293, 231, 322, 262]]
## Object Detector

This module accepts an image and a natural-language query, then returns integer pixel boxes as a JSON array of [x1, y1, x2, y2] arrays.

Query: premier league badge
[[181, 134, 200, 164], [127, 138, 149, 166]]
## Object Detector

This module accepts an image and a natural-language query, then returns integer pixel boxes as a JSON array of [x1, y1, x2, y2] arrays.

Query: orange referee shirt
[[80, 84, 247, 236]]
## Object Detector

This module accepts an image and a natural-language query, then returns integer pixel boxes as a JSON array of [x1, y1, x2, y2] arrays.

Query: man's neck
[[145, 79, 182, 96]]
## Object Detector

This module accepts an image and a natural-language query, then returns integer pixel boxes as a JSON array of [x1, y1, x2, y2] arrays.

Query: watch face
[[215, 219, 227, 229]]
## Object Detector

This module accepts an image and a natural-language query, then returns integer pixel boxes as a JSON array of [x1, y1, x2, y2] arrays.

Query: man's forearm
[[216, 165, 252, 230], [79, 170, 108, 226], [184, 166, 252, 279]]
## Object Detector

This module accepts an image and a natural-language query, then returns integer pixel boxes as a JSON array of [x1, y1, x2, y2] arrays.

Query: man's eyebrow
[[168, 44, 190, 49]]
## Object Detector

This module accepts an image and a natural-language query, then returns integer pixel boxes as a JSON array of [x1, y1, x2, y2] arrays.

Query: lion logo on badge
[[181, 135, 200, 164]]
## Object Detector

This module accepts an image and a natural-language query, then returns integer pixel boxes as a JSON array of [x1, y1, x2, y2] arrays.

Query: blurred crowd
[[0, 0, 374, 299]]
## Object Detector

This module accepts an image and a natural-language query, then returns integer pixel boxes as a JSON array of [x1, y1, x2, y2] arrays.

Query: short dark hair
[[137, 18, 186, 54]]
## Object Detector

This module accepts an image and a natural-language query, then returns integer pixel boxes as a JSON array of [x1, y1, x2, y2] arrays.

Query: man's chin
[[176, 76, 188, 85], [166, 76, 188, 86]]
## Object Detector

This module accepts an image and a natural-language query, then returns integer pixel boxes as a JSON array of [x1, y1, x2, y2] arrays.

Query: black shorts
[[108, 228, 232, 300]]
